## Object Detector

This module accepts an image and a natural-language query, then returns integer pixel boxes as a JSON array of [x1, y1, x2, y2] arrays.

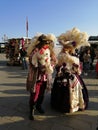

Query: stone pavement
[[0, 53, 98, 130]]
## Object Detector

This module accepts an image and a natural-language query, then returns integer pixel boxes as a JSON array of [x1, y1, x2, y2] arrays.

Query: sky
[[0, 0, 98, 41]]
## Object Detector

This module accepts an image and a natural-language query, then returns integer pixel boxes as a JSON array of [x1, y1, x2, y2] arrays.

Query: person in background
[[20, 47, 27, 69], [83, 49, 91, 75], [26, 33, 57, 120], [19, 38, 28, 69], [95, 54, 98, 78], [95, 60, 98, 78], [90, 47, 96, 69]]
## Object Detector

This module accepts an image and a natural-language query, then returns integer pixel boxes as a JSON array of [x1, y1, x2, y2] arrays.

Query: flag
[[26, 17, 28, 31], [26, 17, 28, 37]]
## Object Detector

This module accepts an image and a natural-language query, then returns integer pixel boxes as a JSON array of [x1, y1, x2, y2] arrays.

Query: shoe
[[29, 106, 35, 120], [29, 115, 34, 120], [36, 106, 45, 114]]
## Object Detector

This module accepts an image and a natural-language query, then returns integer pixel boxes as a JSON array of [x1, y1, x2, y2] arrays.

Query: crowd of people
[[4, 27, 98, 121], [25, 27, 95, 120]]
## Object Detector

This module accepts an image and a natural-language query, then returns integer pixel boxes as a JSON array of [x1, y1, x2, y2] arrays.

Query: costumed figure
[[51, 27, 90, 113], [26, 33, 57, 120]]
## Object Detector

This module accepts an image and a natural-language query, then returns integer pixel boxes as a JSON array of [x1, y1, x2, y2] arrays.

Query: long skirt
[[51, 74, 89, 113]]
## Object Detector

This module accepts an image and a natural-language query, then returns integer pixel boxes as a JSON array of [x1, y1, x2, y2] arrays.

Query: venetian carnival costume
[[51, 27, 90, 113], [26, 33, 57, 120]]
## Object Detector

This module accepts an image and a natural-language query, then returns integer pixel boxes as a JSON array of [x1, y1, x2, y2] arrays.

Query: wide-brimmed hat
[[27, 33, 56, 56]]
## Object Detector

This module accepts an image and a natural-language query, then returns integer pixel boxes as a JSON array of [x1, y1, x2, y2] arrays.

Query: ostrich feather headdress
[[57, 27, 90, 49]]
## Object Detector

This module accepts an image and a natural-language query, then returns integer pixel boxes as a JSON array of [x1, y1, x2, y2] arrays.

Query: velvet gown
[[51, 62, 89, 113]]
